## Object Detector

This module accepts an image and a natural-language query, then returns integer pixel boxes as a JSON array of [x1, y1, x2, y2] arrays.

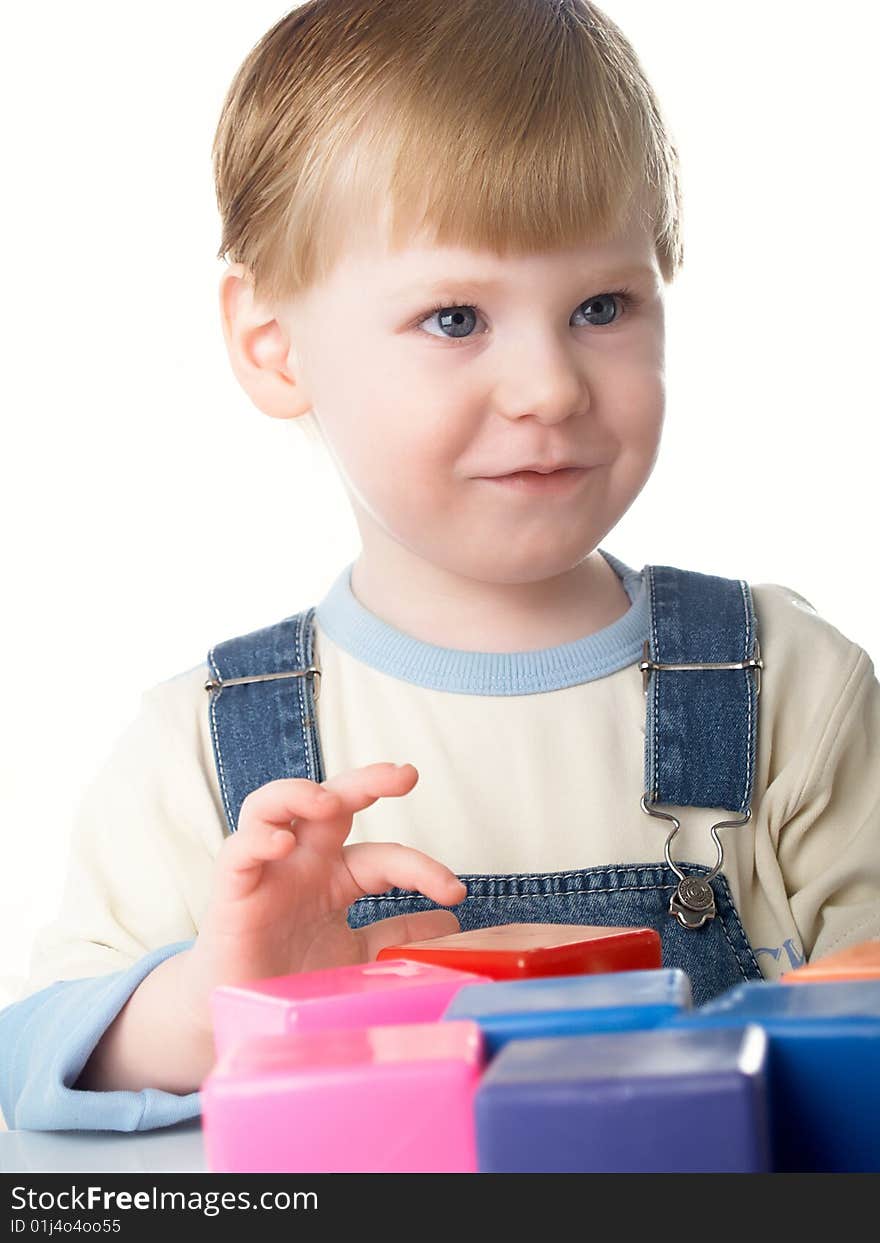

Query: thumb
[[358, 909, 462, 960]]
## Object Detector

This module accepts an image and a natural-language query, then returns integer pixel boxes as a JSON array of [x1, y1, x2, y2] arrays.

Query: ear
[[218, 263, 312, 421]]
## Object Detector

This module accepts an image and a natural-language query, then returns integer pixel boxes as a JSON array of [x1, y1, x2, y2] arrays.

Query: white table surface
[[0, 1118, 207, 1173]]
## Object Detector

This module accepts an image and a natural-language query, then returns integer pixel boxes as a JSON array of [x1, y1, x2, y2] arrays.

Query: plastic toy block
[[375, 922, 662, 979], [202, 1020, 485, 1173], [475, 1024, 769, 1172], [443, 968, 692, 1056], [781, 939, 880, 984], [663, 980, 880, 1171], [211, 958, 492, 1057]]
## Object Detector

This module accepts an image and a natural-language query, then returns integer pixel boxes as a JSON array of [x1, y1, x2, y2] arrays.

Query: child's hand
[[180, 762, 467, 1034]]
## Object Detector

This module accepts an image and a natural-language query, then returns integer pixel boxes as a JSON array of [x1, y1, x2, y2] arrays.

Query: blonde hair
[[212, 0, 683, 441]]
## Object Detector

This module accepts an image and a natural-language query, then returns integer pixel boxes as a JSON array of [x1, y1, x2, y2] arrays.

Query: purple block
[[475, 1024, 770, 1172]]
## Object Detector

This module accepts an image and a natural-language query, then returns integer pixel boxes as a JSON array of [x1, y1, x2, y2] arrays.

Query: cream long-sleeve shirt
[[2, 554, 880, 1131], [19, 556, 880, 993]]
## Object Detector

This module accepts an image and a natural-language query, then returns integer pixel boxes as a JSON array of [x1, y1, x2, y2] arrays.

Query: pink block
[[202, 1020, 485, 1173], [211, 958, 492, 1057]]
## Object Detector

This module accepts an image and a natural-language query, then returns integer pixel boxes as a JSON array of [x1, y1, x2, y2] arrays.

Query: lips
[[477, 466, 592, 494], [484, 463, 582, 478]]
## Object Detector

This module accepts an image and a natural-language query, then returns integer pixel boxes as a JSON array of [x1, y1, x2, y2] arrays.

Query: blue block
[[475, 1025, 770, 1172], [443, 968, 692, 1056], [664, 980, 880, 1172]]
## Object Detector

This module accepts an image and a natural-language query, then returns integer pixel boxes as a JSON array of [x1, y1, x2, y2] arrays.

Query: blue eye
[[416, 289, 638, 341], [574, 293, 626, 327], [425, 306, 479, 339]]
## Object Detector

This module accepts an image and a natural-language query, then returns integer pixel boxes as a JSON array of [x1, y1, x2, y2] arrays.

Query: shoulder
[[140, 661, 218, 779], [135, 660, 228, 836], [141, 660, 213, 735], [750, 579, 869, 677], [748, 579, 874, 742]]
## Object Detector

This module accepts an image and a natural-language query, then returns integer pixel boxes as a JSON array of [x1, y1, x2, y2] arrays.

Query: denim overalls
[[204, 561, 764, 1005]]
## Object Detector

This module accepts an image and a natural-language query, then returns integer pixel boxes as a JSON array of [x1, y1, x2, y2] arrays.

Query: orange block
[[781, 939, 880, 984]]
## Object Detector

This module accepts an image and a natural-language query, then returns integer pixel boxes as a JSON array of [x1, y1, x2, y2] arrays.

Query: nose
[[492, 335, 590, 424]]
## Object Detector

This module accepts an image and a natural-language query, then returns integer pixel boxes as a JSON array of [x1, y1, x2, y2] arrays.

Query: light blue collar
[[314, 547, 648, 695]]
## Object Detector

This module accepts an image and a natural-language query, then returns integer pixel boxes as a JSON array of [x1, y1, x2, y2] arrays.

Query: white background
[[1, 0, 878, 1003]]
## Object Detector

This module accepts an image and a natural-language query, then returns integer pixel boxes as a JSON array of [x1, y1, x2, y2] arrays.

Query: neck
[[347, 542, 632, 652]]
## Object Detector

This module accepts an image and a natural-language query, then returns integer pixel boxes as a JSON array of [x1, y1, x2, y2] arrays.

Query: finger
[[344, 841, 468, 908], [318, 762, 420, 814], [358, 909, 462, 959], [237, 764, 419, 833], [237, 777, 345, 832], [216, 823, 299, 902]]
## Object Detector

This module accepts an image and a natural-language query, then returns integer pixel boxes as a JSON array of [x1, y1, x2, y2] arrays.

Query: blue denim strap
[[205, 609, 324, 834], [643, 565, 762, 814]]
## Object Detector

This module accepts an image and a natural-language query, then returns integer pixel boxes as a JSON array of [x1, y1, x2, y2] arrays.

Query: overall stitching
[[738, 577, 753, 815], [353, 865, 676, 885], [648, 565, 660, 802], [294, 613, 317, 785], [206, 645, 236, 835], [351, 863, 725, 899], [717, 883, 762, 978], [351, 880, 681, 902], [709, 910, 749, 982]]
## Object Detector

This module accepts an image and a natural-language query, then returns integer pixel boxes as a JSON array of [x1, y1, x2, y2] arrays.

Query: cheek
[[318, 384, 462, 521], [607, 367, 666, 451], [599, 374, 665, 509]]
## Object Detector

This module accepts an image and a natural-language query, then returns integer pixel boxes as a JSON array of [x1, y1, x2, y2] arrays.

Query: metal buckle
[[640, 793, 752, 930], [204, 665, 322, 701], [639, 639, 763, 696]]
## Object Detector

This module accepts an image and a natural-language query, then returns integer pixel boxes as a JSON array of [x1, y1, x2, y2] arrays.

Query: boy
[[2, 0, 879, 1133]]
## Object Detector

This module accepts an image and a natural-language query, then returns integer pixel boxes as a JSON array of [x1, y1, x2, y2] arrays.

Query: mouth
[[476, 466, 593, 493]]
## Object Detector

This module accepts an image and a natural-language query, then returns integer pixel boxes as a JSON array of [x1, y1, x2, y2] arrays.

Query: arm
[[0, 941, 202, 1131], [5, 674, 464, 1131], [775, 644, 880, 960], [2, 679, 222, 1130], [74, 947, 214, 1095], [59, 766, 466, 1109]]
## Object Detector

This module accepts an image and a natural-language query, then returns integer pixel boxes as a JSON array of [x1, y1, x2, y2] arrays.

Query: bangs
[[214, 0, 683, 306]]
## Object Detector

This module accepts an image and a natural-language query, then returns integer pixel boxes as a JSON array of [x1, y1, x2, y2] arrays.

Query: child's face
[[232, 204, 665, 588]]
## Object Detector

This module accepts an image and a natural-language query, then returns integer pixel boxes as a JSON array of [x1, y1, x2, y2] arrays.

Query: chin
[[448, 543, 601, 587]]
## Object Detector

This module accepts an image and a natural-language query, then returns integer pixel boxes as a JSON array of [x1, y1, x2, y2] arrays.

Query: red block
[[376, 922, 661, 980]]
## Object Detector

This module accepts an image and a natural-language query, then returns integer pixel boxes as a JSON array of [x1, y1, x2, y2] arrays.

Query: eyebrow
[[387, 264, 658, 299]]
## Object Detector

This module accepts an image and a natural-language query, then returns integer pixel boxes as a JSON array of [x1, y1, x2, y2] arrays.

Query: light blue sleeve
[[0, 940, 203, 1132]]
